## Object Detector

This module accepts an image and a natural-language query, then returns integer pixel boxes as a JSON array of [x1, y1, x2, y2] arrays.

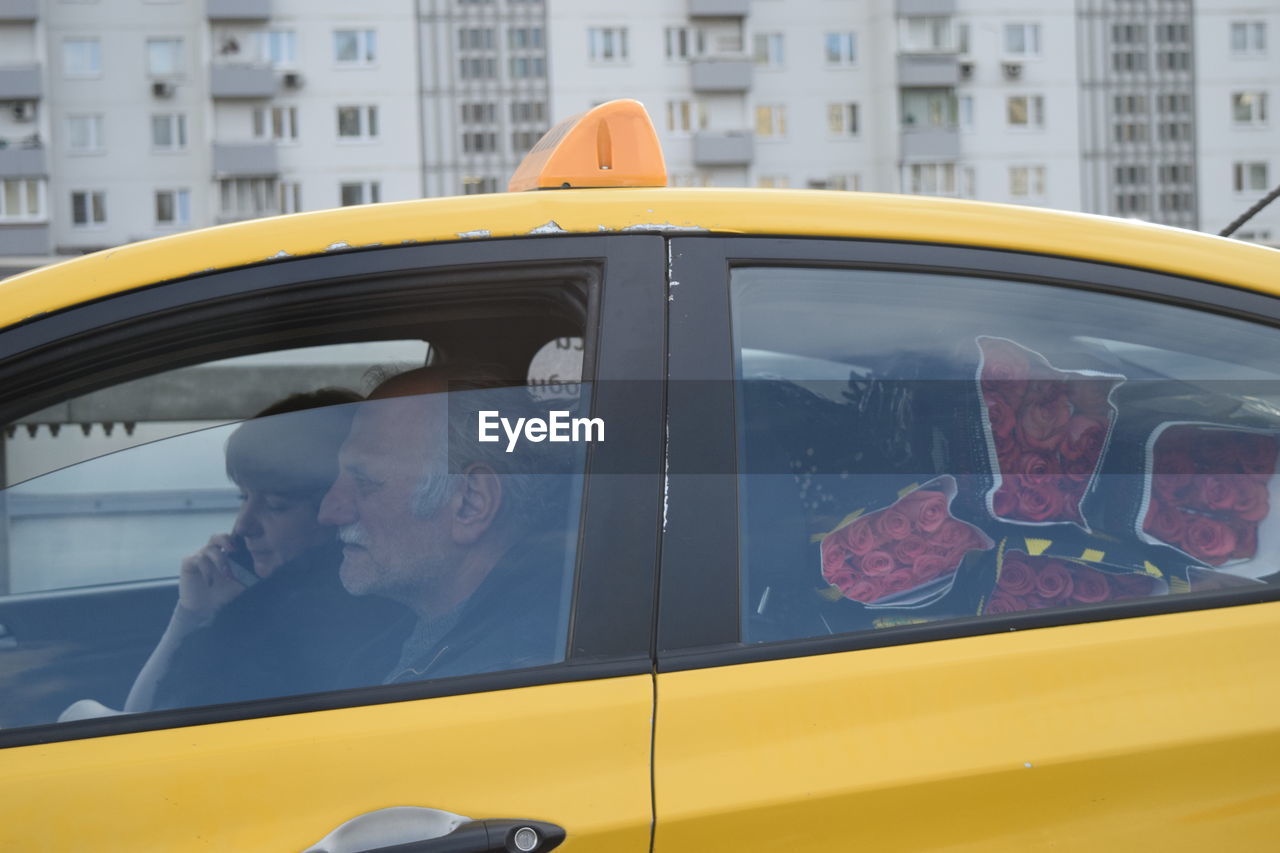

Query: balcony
[[900, 127, 959, 159], [213, 142, 277, 177], [896, 0, 956, 14], [897, 54, 959, 86], [210, 64, 275, 98], [0, 0, 38, 21], [206, 0, 269, 20], [693, 130, 754, 167], [0, 144, 45, 177], [0, 64, 40, 100], [690, 59, 752, 92], [689, 0, 748, 16]]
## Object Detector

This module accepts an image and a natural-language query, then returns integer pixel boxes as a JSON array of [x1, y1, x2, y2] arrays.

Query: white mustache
[[338, 524, 371, 547]]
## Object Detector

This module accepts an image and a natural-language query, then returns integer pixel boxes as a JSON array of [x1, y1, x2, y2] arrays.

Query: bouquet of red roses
[[1140, 424, 1278, 567], [821, 477, 993, 606], [978, 337, 1123, 528], [983, 549, 1162, 615]]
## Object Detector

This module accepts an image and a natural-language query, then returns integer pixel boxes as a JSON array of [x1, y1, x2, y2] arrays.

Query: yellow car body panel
[[0, 676, 653, 851], [3, 188, 1278, 329], [654, 602, 1280, 851]]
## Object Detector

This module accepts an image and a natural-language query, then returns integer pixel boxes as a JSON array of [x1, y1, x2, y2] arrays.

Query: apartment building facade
[[0, 0, 1275, 257]]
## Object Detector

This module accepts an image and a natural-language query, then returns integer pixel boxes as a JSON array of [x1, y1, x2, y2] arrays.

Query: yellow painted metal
[[0, 675, 652, 851], [3, 189, 1278, 330], [654, 603, 1280, 851]]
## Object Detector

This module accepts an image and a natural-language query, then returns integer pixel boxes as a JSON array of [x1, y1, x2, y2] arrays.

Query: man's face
[[318, 394, 453, 603]]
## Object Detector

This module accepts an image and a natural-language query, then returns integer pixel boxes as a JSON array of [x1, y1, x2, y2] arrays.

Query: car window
[[732, 266, 1280, 644], [0, 274, 592, 732]]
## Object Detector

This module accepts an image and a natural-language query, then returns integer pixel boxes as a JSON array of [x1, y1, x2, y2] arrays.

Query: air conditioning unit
[[1001, 62, 1023, 80], [11, 101, 35, 122], [282, 72, 303, 89], [959, 61, 975, 81], [152, 80, 176, 98]]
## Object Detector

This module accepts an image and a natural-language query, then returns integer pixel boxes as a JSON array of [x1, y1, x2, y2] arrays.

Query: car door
[[0, 235, 665, 851], [654, 236, 1280, 850]]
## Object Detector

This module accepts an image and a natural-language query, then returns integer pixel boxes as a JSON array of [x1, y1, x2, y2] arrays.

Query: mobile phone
[[223, 537, 261, 589]]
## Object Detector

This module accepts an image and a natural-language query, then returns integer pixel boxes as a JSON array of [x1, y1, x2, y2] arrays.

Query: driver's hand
[[177, 533, 247, 623]]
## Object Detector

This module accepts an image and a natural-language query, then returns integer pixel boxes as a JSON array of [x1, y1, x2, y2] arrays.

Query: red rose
[[1182, 516, 1238, 565], [980, 339, 1032, 405], [997, 553, 1037, 596], [1193, 432, 1239, 472], [898, 489, 949, 533], [1069, 567, 1111, 603], [1153, 446, 1197, 477], [1035, 560, 1074, 602], [993, 483, 1019, 517], [1152, 471, 1194, 500], [1195, 476, 1238, 511], [1023, 378, 1066, 406], [845, 577, 885, 603], [1229, 517, 1259, 560], [985, 593, 1027, 615], [893, 535, 927, 565], [824, 566, 857, 594], [935, 519, 976, 548], [1059, 414, 1108, 465], [993, 430, 1018, 459], [1233, 478, 1270, 522], [985, 396, 1017, 439], [1111, 573, 1157, 599], [1066, 380, 1114, 417], [873, 508, 913, 541], [1017, 395, 1072, 452], [882, 569, 916, 596], [911, 553, 950, 582], [1144, 500, 1188, 545], [1015, 481, 1067, 522], [1013, 450, 1058, 485], [860, 550, 896, 577], [842, 517, 880, 556]]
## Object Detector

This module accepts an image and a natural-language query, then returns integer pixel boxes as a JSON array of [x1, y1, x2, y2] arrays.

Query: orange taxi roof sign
[[507, 99, 667, 192]]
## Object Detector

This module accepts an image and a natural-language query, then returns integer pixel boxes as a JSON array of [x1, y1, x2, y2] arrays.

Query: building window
[[512, 130, 543, 152], [1234, 162, 1270, 193], [66, 114, 104, 153], [755, 104, 787, 138], [1112, 51, 1147, 72], [827, 103, 858, 136], [278, 181, 301, 214], [901, 89, 956, 128], [958, 95, 974, 130], [1156, 51, 1191, 71], [1004, 23, 1041, 56], [1113, 121, 1149, 142], [669, 172, 710, 188], [665, 26, 704, 60], [459, 57, 497, 79], [219, 177, 276, 217], [334, 29, 376, 65], [462, 131, 498, 153], [508, 27, 543, 49], [461, 176, 498, 195], [70, 189, 106, 226], [253, 106, 298, 141], [1160, 191, 1192, 212], [753, 33, 785, 68], [1157, 121, 1192, 141], [63, 38, 102, 77], [900, 17, 954, 53], [1232, 92, 1268, 125], [458, 28, 495, 50], [1156, 93, 1191, 113], [1115, 192, 1149, 214], [1113, 94, 1147, 114], [756, 176, 789, 188], [1006, 94, 1045, 128], [511, 101, 546, 123], [1009, 165, 1046, 198], [1111, 24, 1145, 45], [588, 27, 628, 62], [0, 179, 42, 220], [336, 105, 378, 140], [824, 32, 856, 66], [1231, 21, 1267, 56], [904, 162, 957, 195], [146, 38, 183, 76], [340, 181, 380, 206], [258, 30, 296, 67], [154, 188, 190, 226], [666, 100, 707, 133], [1159, 163, 1193, 184], [1114, 165, 1148, 185], [461, 103, 497, 124], [150, 113, 187, 150], [956, 23, 970, 54], [1156, 23, 1189, 44], [509, 56, 545, 78]]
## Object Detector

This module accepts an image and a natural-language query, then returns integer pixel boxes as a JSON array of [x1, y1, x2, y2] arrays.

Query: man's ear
[[450, 463, 502, 544]]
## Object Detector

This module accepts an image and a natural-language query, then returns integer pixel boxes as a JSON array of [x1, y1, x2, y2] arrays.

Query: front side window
[[900, 16, 954, 53], [334, 29, 376, 65], [70, 189, 106, 226], [1004, 23, 1042, 56], [824, 32, 856, 66], [67, 114, 104, 153], [666, 100, 707, 133], [753, 33, 785, 68], [733, 266, 1280, 646], [1230, 21, 1266, 56], [1007, 94, 1045, 128], [219, 177, 277, 217], [1234, 161, 1270, 193], [146, 38, 184, 76], [0, 179, 42, 220], [339, 180, 380, 206], [1232, 91, 1268, 125], [336, 105, 378, 140], [902, 89, 957, 128], [154, 188, 190, 226], [587, 27, 628, 62], [827, 102, 858, 136], [63, 38, 102, 77], [150, 113, 188, 151], [754, 104, 787, 138], [1008, 164, 1046, 197]]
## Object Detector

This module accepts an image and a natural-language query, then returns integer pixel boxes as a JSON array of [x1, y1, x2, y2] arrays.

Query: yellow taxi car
[[1, 100, 1278, 851]]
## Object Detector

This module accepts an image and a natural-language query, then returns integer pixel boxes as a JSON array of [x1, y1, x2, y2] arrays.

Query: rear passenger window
[[732, 267, 1280, 644]]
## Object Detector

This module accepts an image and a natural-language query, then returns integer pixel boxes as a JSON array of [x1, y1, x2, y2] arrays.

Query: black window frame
[[659, 235, 1280, 673], [0, 234, 666, 747]]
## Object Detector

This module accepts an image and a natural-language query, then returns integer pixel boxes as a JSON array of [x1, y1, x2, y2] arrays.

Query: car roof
[[2, 187, 1277, 331]]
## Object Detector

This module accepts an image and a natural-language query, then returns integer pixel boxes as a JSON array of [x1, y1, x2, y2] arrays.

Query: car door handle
[[304, 806, 565, 853]]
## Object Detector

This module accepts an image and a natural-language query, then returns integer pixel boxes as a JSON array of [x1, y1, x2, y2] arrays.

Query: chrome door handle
[[304, 806, 565, 853]]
